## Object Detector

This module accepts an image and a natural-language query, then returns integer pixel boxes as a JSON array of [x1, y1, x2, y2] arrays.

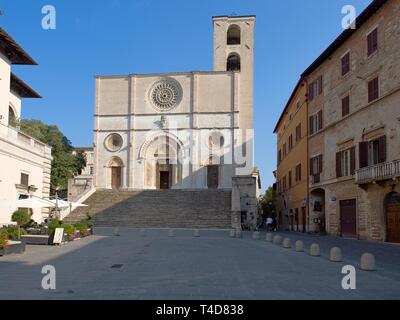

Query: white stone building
[[94, 16, 255, 189], [92, 16, 259, 227], [0, 28, 52, 224]]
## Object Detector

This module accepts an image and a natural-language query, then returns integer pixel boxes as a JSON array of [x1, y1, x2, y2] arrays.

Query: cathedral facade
[[94, 16, 256, 197]]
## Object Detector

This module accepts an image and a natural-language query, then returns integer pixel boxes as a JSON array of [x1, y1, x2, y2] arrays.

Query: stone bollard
[[283, 238, 291, 248], [168, 229, 175, 237], [114, 227, 120, 236], [229, 230, 236, 238], [273, 235, 283, 245], [252, 231, 261, 240], [295, 240, 304, 252], [265, 233, 273, 242], [309, 243, 320, 256], [140, 229, 146, 237], [329, 247, 342, 262], [235, 229, 242, 238], [193, 229, 200, 237], [360, 253, 376, 271]]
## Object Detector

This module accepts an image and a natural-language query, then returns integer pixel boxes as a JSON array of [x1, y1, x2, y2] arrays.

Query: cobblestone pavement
[[0, 228, 400, 300]]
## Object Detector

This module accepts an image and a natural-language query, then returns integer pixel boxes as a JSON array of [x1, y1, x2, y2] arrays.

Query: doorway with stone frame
[[340, 199, 357, 239], [207, 154, 221, 189], [107, 157, 124, 190], [385, 192, 400, 243], [141, 133, 184, 190], [157, 161, 172, 190]]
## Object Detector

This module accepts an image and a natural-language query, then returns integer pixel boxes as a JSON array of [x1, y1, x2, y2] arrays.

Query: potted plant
[[5, 225, 26, 240], [0, 229, 8, 255], [47, 218, 61, 236], [61, 224, 76, 241], [84, 220, 94, 235], [11, 209, 30, 239], [74, 222, 87, 238]]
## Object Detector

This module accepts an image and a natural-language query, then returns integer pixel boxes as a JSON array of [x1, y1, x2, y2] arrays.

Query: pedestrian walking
[[266, 217, 273, 231]]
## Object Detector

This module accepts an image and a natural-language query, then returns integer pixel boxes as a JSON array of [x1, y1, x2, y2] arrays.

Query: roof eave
[[0, 28, 37, 65], [11, 73, 41, 98], [273, 78, 303, 133], [301, 0, 388, 77]]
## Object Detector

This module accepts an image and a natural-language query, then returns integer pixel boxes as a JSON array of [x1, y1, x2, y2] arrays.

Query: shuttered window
[[359, 141, 369, 168], [318, 110, 323, 130], [368, 77, 379, 102], [309, 116, 314, 135], [308, 76, 323, 101], [310, 155, 323, 183], [20, 173, 29, 186], [288, 134, 293, 151], [367, 28, 378, 56], [336, 147, 355, 178], [309, 110, 323, 135], [368, 136, 386, 165], [295, 123, 301, 142], [342, 95, 350, 117], [350, 147, 356, 176], [341, 52, 350, 76], [295, 164, 302, 182], [359, 135, 386, 168]]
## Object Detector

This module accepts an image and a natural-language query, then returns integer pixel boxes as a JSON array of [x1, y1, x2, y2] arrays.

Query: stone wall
[[306, 0, 400, 241]]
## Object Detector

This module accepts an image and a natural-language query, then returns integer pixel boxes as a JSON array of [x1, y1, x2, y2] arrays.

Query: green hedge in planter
[[74, 221, 92, 237], [5, 226, 27, 240], [82, 220, 93, 229], [74, 222, 86, 234], [62, 224, 75, 236], [0, 229, 8, 251], [48, 218, 62, 235]]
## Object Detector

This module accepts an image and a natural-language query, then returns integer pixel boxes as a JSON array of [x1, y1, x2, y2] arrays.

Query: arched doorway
[[8, 105, 17, 127], [139, 133, 184, 190], [107, 157, 123, 189], [385, 192, 400, 243]]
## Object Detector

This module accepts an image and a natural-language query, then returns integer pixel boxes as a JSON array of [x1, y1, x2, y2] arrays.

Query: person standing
[[266, 217, 273, 231]]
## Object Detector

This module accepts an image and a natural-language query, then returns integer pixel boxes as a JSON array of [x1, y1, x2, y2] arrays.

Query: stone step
[[63, 189, 232, 228]]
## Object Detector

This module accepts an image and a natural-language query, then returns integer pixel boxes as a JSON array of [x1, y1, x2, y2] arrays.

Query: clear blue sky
[[0, 0, 371, 190]]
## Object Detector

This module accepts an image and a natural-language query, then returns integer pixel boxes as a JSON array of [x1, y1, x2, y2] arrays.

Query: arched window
[[227, 25, 241, 45], [208, 131, 225, 149], [8, 106, 17, 127], [227, 53, 241, 71], [107, 156, 123, 167]]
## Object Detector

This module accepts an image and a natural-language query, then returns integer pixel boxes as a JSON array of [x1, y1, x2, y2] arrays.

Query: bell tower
[[212, 15, 255, 130]]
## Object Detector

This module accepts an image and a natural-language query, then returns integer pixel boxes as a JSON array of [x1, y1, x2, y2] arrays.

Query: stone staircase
[[63, 189, 232, 228]]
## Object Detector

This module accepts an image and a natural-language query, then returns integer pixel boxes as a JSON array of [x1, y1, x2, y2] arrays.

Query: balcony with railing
[[0, 121, 51, 157], [355, 159, 400, 184]]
